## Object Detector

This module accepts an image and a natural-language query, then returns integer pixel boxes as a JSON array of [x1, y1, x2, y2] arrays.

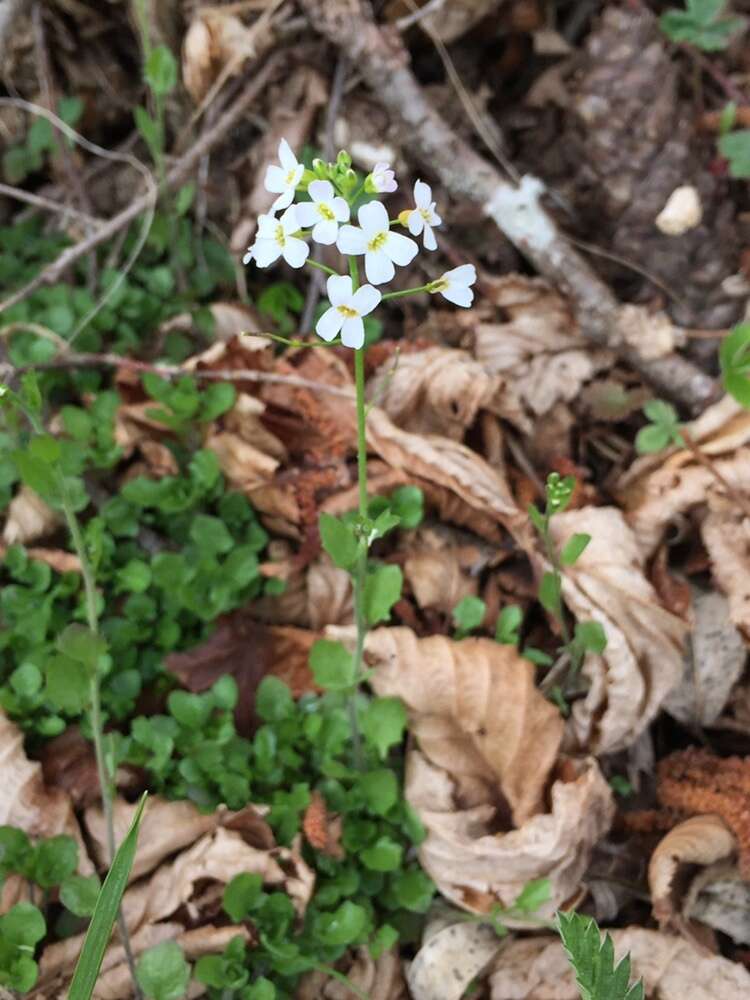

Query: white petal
[[350, 284, 381, 316], [365, 249, 394, 285], [316, 306, 345, 342], [282, 237, 309, 269], [278, 138, 297, 171], [242, 249, 253, 265], [337, 225, 368, 255], [444, 263, 476, 286], [442, 284, 474, 307], [341, 316, 365, 349], [406, 211, 423, 237], [264, 164, 287, 194], [280, 206, 299, 234], [326, 274, 353, 307], [308, 179, 334, 203], [271, 189, 294, 211], [294, 202, 319, 228], [251, 239, 281, 268], [312, 219, 339, 245], [331, 197, 350, 222], [430, 207, 442, 226], [422, 224, 437, 251], [358, 199, 389, 236], [256, 214, 278, 238], [385, 231, 419, 267], [414, 179, 432, 208]]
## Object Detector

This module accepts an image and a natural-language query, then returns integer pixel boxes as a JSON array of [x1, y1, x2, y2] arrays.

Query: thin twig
[[0, 182, 103, 227], [681, 428, 750, 520]]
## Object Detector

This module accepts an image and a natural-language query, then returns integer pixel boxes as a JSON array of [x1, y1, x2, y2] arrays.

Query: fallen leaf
[[404, 549, 478, 615], [615, 304, 679, 361], [302, 790, 343, 859], [2, 486, 61, 545], [701, 504, 750, 637], [307, 558, 353, 629], [408, 917, 504, 1000], [489, 927, 750, 999], [205, 429, 280, 491], [39, 726, 101, 808], [663, 588, 746, 727], [546, 506, 686, 754], [0, 545, 80, 574], [649, 814, 737, 928], [688, 875, 750, 946], [298, 947, 406, 1000]]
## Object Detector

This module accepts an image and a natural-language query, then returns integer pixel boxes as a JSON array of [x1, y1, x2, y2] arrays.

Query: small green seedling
[[660, 0, 744, 51], [720, 323, 750, 406], [635, 400, 683, 454]]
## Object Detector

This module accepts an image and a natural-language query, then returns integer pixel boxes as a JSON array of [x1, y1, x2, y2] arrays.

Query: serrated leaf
[[557, 911, 644, 1000]]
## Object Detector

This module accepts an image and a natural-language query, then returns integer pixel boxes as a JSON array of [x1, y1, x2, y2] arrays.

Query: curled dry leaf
[[701, 505, 750, 638], [367, 346, 508, 441], [408, 920, 505, 1000], [404, 548, 477, 615], [489, 927, 750, 999], [615, 304, 680, 361], [649, 814, 737, 928], [307, 559, 353, 629], [2, 485, 61, 545], [183, 6, 277, 104], [663, 588, 746, 728], [469, 274, 612, 419], [298, 947, 406, 1000], [547, 506, 686, 754], [205, 430, 280, 491], [366, 628, 613, 912]]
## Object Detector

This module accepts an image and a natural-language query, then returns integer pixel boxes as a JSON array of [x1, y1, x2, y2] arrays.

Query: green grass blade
[[68, 793, 147, 1000]]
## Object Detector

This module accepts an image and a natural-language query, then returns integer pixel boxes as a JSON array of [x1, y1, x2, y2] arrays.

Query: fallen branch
[[0, 53, 283, 317], [299, 0, 717, 413]]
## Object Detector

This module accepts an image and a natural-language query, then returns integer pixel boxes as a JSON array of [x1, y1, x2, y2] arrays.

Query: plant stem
[[306, 258, 338, 277], [380, 284, 430, 301]]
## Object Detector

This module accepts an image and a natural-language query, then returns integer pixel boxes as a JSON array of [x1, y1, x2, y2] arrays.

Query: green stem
[[541, 514, 572, 653], [380, 285, 430, 302], [306, 258, 338, 277], [313, 964, 370, 1000]]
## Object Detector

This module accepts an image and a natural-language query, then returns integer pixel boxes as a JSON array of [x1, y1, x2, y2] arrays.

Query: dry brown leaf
[[663, 588, 746, 727], [404, 549, 477, 614], [399, 0, 508, 43], [0, 545, 80, 574], [408, 919, 505, 1000], [688, 875, 750, 946], [2, 486, 61, 545], [489, 927, 750, 999], [222, 392, 287, 461], [615, 304, 680, 361], [307, 558, 353, 629], [469, 274, 613, 419], [367, 346, 508, 441], [649, 814, 737, 928], [0, 711, 92, 874], [367, 628, 563, 825], [298, 947, 406, 1000], [547, 507, 686, 754], [205, 430, 280, 491], [702, 505, 750, 637]]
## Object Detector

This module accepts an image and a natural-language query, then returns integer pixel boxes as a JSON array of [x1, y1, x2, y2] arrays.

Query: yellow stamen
[[337, 305, 359, 318], [420, 208, 432, 221], [367, 232, 388, 252], [285, 169, 297, 184], [275, 224, 285, 247], [318, 203, 335, 221], [430, 278, 449, 293]]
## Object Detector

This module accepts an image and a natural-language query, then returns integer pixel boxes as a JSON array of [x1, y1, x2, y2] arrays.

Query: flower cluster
[[243, 139, 476, 348]]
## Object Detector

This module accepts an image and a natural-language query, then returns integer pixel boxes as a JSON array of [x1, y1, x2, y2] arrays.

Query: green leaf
[[60, 874, 102, 918], [389, 485, 424, 529], [363, 564, 403, 625], [574, 620, 607, 655], [392, 869, 435, 912], [310, 640, 356, 691], [560, 533, 591, 567], [136, 941, 191, 1000], [539, 571, 561, 619], [362, 697, 407, 759], [527, 502, 546, 535], [256, 677, 294, 723], [0, 901, 46, 948], [134, 105, 162, 159], [189, 514, 234, 556], [452, 595, 486, 636], [495, 605, 522, 645], [634, 424, 671, 454], [200, 383, 236, 422], [68, 793, 147, 1000], [512, 877, 551, 914], [556, 911, 644, 1000], [175, 183, 196, 216], [719, 129, 750, 176], [359, 768, 398, 816], [12, 451, 60, 502], [10, 662, 42, 698], [642, 399, 678, 427], [315, 901, 368, 947], [57, 624, 107, 672], [167, 690, 211, 730], [319, 513, 359, 570], [32, 834, 78, 888], [223, 872, 264, 922], [0, 827, 31, 874], [144, 46, 178, 96], [45, 654, 89, 713], [361, 836, 403, 872]]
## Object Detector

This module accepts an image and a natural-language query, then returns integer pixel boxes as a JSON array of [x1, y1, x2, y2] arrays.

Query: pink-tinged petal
[[294, 202, 319, 228], [282, 237, 309, 269], [251, 239, 281, 268], [350, 284, 381, 316], [256, 214, 279, 238], [331, 197, 350, 222], [312, 219, 339, 245], [280, 205, 300, 234], [316, 305, 345, 342], [442, 284, 474, 307], [385, 231, 419, 267], [414, 179, 432, 208], [340, 316, 365, 349], [308, 179, 334, 203], [337, 225, 367, 255], [422, 224, 437, 251], [364, 249, 394, 285], [278, 138, 297, 171], [326, 274, 353, 307], [444, 264, 476, 286], [264, 164, 287, 194], [358, 199, 389, 236], [406, 211, 423, 237], [271, 189, 294, 211], [374, 162, 390, 175]]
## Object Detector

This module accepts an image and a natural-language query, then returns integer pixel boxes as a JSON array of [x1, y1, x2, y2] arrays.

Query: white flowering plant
[[244, 139, 477, 759]]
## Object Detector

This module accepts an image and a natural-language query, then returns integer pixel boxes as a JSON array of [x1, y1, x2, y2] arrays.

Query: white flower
[[369, 162, 397, 193], [404, 180, 441, 251], [316, 274, 381, 349], [264, 138, 304, 211], [337, 201, 418, 285], [429, 264, 476, 307], [294, 180, 350, 245], [243, 205, 309, 269]]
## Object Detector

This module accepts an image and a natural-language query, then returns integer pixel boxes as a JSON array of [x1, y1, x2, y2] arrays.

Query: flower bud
[[312, 158, 329, 179], [397, 209, 412, 227], [336, 150, 352, 170]]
